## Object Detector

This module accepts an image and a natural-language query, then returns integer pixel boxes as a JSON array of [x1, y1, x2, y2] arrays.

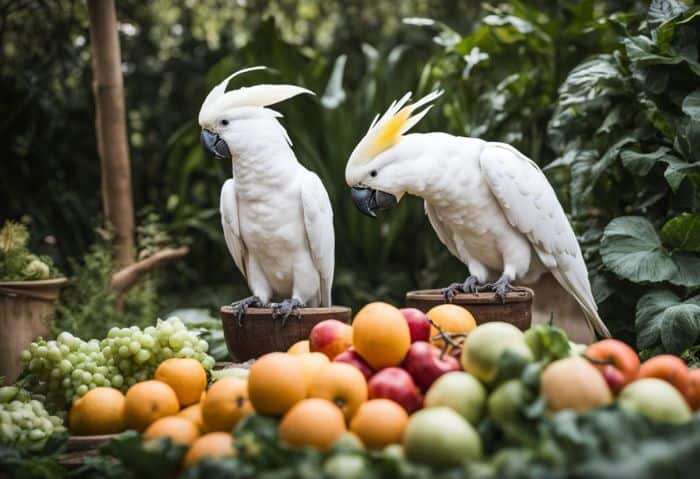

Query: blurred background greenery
[[2, 0, 699, 357]]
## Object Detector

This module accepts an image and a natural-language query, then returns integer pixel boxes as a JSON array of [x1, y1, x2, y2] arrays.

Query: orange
[[287, 340, 310, 355], [248, 353, 306, 416], [178, 403, 205, 432], [297, 352, 330, 392], [427, 304, 476, 348], [278, 398, 346, 450], [352, 302, 411, 369], [144, 416, 200, 446], [201, 377, 253, 432], [154, 358, 208, 407], [183, 432, 235, 468], [307, 362, 367, 421], [69, 387, 126, 435], [350, 399, 407, 450], [124, 380, 180, 431]]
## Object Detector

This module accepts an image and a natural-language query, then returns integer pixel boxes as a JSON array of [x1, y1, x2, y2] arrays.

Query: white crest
[[198, 66, 314, 126]]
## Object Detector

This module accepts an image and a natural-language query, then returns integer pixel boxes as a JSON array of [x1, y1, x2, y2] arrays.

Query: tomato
[[638, 354, 690, 399], [585, 339, 640, 394]]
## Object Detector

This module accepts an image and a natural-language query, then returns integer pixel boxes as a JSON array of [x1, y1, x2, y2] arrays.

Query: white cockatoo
[[345, 91, 610, 338], [199, 66, 334, 324]]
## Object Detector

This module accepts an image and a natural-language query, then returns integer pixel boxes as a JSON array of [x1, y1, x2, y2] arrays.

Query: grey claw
[[271, 299, 302, 327], [441, 283, 463, 303], [231, 296, 262, 327]]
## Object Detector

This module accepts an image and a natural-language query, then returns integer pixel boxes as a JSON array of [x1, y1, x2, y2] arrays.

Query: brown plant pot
[[0, 278, 67, 382], [405, 288, 533, 331], [220, 306, 352, 361]]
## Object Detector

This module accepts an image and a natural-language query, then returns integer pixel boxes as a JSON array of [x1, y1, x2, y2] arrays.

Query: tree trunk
[[87, 0, 134, 270]]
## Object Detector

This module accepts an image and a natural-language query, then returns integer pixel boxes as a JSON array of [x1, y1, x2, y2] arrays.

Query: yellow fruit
[[287, 340, 310, 355], [178, 403, 205, 432], [144, 416, 200, 446], [183, 432, 235, 468], [307, 362, 367, 421], [154, 358, 208, 407], [69, 387, 126, 435], [352, 302, 410, 369], [248, 353, 306, 416], [201, 377, 253, 433], [427, 304, 477, 348], [278, 398, 346, 450], [297, 352, 330, 392], [350, 399, 407, 450], [124, 380, 180, 431]]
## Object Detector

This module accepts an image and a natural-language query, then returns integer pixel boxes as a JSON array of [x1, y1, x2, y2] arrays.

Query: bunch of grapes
[[19, 317, 214, 412], [0, 386, 65, 451]]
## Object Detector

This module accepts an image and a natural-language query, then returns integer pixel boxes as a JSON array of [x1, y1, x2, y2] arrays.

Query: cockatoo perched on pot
[[345, 91, 610, 338], [199, 66, 334, 325]]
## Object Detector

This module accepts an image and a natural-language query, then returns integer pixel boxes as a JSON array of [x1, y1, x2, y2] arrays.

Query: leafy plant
[[548, 0, 700, 353], [0, 221, 60, 281]]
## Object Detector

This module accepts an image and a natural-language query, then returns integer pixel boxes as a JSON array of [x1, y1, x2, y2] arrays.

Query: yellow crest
[[348, 90, 443, 168]]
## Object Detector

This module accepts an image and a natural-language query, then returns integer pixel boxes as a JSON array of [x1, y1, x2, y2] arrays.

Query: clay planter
[[220, 306, 351, 361], [0, 278, 68, 382], [405, 288, 533, 331]]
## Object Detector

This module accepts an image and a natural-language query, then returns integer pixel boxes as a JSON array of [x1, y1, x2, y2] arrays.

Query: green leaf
[[620, 147, 671, 176], [636, 291, 700, 353], [661, 156, 700, 191], [600, 217, 677, 284], [682, 90, 700, 120], [97, 431, 186, 478], [661, 213, 700, 252], [647, 0, 688, 29]]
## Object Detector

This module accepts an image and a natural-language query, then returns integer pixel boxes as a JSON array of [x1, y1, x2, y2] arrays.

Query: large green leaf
[[600, 216, 700, 287], [636, 290, 700, 353], [647, 0, 688, 29], [682, 90, 700, 120], [661, 213, 700, 252]]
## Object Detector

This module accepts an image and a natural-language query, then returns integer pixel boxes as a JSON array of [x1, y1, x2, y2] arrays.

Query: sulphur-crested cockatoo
[[199, 66, 334, 324], [345, 91, 610, 338]]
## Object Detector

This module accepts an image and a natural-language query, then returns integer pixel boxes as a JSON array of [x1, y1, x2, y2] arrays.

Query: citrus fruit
[[144, 416, 200, 445], [352, 302, 410, 369], [278, 398, 346, 450], [287, 340, 310, 355], [426, 304, 476, 348], [201, 377, 253, 432], [183, 432, 235, 468], [248, 352, 306, 415], [350, 399, 407, 450], [298, 352, 331, 392], [178, 403, 205, 432], [307, 362, 367, 420], [154, 358, 208, 407], [124, 380, 180, 431], [69, 387, 126, 435]]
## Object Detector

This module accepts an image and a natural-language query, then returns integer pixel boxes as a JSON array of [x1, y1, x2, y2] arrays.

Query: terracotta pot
[[0, 278, 67, 382], [405, 288, 533, 331], [220, 305, 352, 361]]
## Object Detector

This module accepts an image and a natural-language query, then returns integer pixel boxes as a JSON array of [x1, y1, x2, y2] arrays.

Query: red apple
[[333, 348, 375, 381], [400, 308, 431, 343], [585, 339, 640, 394], [367, 367, 422, 413], [402, 341, 461, 392], [309, 319, 353, 359]]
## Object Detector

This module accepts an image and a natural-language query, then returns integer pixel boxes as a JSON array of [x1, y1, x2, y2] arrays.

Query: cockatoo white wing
[[425, 202, 462, 262], [300, 171, 335, 307], [478, 143, 610, 337], [220, 179, 248, 279]]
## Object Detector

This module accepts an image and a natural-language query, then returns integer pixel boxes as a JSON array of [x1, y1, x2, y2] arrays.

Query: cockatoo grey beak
[[350, 187, 397, 218], [200, 129, 231, 160]]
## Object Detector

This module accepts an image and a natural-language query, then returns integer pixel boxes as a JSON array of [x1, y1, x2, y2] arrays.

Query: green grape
[[111, 375, 124, 388], [59, 360, 72, 374], [196, 340, 209, 352], [179, 347, 195, 357], [75, 385, 88, 396], [36, 346, 48, 358], [118, 345, 130, 357], [128, 341, 141, 354], [93, 373, 105, 385], [135, 350, 151, 364], [20, 350, 31, 362]]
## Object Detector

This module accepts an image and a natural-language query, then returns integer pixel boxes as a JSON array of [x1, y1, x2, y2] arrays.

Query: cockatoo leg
[[441, 275, 482, 302], [477, 274, 514, 304], [271, 298, 303, 327], [231, 296, 264, 327]]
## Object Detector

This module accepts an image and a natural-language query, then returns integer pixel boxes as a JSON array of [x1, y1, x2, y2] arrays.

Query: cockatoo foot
[[477, 275, 514, 303], [231, 296, 263, 327], [441, 276, 482, 302], [271, 298, 303, 327]]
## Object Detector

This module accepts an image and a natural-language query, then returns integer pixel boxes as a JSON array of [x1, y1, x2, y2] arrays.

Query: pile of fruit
[[0, 386, 65, 451]]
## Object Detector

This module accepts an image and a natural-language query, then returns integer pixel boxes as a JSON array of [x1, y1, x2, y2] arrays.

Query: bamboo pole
[[87, 0, 134, 270]]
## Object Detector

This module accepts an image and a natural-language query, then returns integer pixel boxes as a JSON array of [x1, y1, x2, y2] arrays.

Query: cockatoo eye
[[370, 170, 378, 178], [220, 119, 229, 126]]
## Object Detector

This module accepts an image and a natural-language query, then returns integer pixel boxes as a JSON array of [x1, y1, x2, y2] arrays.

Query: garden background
[[2, 0, 699, 361]]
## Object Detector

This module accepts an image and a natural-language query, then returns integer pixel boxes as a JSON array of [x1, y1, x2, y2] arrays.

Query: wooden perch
[[111, 246, 189, 295]]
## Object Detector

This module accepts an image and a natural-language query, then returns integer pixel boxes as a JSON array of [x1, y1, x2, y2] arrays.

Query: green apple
[[487, 379, 528, 431], [323, 453, 368, 479], [618, 378, 691, 425], [460, 322, 533, 383], [424, 371, 486, 426], [403, 407, 482, 467]]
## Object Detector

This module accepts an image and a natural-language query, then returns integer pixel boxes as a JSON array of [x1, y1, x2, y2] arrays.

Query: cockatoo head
[[345, 90, 443, 217], [198, 66, 313, 160]]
